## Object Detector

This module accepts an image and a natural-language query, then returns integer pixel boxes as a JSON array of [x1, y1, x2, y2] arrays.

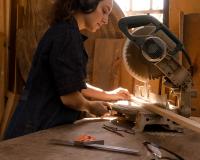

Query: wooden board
[[143, 103, 200, 134], [112, 98, 200, 134], [0, 33, 6, 128], [0, 121, 200, 159], [92, 39, 125, 91], [183, 14, 200, 116], [169, 0, 200, 37]]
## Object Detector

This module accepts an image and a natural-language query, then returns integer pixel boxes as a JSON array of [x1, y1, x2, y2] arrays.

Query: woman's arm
[[60, 91, 110, 116], [81, 83, 131, 101]]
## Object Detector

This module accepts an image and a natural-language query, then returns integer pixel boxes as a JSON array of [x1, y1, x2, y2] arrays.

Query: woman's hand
[[87, 101, 111, 117], [105, 87, 131, 101], [82, 84, 131, 102]]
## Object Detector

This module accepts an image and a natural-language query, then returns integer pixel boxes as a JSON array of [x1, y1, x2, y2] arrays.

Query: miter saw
[[112, 15, 193, 132]]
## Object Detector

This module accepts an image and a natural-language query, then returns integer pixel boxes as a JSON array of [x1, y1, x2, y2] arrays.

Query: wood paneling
[[169, 0, 200, 36], [0, 0, 6, 124], [169, 0, 200, 116], [0, 0, 11, 139], [183, 14, 200, 116], [92, 39, 125, 91], [0, 33, 6, 129]]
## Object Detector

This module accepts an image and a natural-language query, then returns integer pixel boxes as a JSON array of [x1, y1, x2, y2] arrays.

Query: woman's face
[[83, 0, 113, 32]]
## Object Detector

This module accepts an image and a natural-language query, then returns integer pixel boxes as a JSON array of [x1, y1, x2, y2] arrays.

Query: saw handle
[[118, 15, 180, 46]]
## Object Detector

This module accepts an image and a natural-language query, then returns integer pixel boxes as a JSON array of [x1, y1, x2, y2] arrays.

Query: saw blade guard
[[119, 15, 192, 86], [122, 26, 165, 82]]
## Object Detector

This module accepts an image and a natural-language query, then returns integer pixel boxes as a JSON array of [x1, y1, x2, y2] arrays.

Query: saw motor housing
[[118, 15, 192, 117]]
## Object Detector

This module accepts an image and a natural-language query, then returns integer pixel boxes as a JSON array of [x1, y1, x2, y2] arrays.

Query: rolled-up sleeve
[[49, 28, 87, 95]]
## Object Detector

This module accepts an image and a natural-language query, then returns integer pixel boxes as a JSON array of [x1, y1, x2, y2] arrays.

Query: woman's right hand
[[87, 101, 111, 117]]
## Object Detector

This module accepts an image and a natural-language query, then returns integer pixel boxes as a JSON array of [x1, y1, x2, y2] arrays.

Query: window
[[115, 0, 164, 22]]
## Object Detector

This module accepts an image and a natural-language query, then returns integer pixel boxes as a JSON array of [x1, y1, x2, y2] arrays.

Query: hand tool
[[50, 139, 140, 155], [102, 124, 135, 137]]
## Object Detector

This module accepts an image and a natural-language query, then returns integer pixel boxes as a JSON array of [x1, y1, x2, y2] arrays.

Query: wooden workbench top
[[0, 119, 200, 160]]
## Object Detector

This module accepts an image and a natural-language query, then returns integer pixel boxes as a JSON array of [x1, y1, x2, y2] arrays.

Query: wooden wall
[[0, 0, 11, 138], [169, 0, 200, 116], [169, 0, 200, 37], [0, 0, 6, 126]]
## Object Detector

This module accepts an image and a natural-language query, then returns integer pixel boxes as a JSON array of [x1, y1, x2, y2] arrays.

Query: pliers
[[102, 124, 135, 137]]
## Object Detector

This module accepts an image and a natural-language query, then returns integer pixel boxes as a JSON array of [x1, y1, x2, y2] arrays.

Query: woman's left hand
[[105, 87, 131, 101]]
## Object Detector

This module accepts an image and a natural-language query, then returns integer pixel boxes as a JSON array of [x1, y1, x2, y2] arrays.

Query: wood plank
[[143, 103, 200, 134], [112, 97, 200, 134], [190, 116, 200, 123], [92, 39, 125, 91]]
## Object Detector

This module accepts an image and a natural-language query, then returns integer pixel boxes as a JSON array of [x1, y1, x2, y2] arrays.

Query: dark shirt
[[4, 18, 88, 139]]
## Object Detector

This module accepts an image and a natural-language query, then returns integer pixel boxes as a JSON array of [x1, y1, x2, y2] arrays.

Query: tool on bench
[[102, 124, 135, 137], [49, 135, 140, 155], [143, 141, 184, 160], [110, 15, 195, 132], [50, 139, 140, 155]]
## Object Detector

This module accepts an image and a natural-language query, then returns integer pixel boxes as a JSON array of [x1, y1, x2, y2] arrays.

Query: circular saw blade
[[122, 27, 163, 82]]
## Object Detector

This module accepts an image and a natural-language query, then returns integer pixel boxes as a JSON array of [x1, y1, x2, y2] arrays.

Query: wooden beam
[[0, 33, 6, 129], [143, 103, 200, 134], [112, 97, 200, 134]]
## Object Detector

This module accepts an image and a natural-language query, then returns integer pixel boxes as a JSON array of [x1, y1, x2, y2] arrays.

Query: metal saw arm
[[118, 15, 192, 66]]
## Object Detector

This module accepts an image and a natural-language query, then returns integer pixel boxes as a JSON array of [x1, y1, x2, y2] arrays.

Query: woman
[[4, 0, 130, 139]]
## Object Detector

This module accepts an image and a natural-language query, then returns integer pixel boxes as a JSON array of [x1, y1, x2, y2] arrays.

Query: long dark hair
[[50, 0, 102, 25]]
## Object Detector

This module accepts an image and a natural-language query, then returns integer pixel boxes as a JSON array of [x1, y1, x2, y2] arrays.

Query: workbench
[[0, 119, 200, 160]]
